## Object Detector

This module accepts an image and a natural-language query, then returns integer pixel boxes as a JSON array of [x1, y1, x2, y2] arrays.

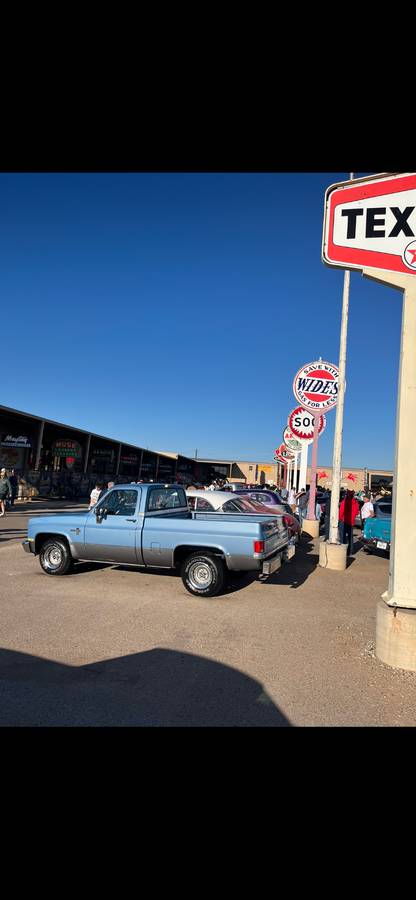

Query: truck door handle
[[126, 518, 137, 523]]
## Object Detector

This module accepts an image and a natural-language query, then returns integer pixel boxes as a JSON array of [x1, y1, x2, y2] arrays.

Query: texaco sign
[[322, 172, 416, 276]]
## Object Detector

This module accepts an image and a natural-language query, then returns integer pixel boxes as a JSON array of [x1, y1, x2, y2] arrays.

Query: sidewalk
[[0, 500, 88, 547]]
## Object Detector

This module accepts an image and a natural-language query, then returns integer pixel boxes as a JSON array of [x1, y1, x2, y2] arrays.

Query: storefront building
[[0, 405, 220, 499], [1, 404, 392, 499]]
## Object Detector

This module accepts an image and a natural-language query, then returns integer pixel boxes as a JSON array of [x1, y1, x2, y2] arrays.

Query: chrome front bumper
[[22, 540, 34, 554]]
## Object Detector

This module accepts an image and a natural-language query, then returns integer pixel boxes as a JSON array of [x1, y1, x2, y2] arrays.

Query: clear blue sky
[[0, 172, 401, 468]]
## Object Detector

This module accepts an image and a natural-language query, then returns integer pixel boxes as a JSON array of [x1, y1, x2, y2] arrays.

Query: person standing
[[8, 469, 18, 506], [0, 468, 12, 517], [89, 482, 103, 509], [296, 488, 309, 527], [338, 489, 360, 555], [360, 495, 374, 532], [287, 485, 296, 511], [324, 490, 332, 541]]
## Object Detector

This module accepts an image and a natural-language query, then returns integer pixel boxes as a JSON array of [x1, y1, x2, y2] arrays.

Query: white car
[[186, 490, 299, 544]]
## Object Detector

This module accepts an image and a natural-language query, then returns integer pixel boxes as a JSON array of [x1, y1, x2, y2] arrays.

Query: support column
[[299, 443, 308, 491], [138, 448, 144, 480], [116, 442, 122, 476], [363, 268, 416, 671], [303, 416, 320, 538], [83, 434, 91, 474], [34, 420, 45, 470]]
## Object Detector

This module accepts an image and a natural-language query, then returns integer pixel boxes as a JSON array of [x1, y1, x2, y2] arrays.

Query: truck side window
[[97, 489, 138, 516]]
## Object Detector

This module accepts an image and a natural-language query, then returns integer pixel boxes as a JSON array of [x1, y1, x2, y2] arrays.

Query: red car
[[247, 498, 300, 542], [186, 491, 300, 543]]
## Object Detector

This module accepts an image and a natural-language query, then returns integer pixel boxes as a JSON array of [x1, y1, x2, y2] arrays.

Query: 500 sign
[[288, 407, 326, 442]]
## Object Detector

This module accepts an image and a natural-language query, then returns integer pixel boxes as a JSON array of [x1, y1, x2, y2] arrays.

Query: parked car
[[186, 490, 300, 543], [232, 487, 300, 522], [23, 483, 294, 598], [362, 500, 392, 555]]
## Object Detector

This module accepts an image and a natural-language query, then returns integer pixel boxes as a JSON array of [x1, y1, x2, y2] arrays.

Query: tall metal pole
[[292, 451, 299, 491], [299, 442, 308, 491], [286, 459, 291, 491], [307, 414, 320, 520], [328, 171, 354, 544]]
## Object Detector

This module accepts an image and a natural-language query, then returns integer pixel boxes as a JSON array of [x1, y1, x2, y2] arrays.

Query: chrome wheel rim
[[188, 561, 213, 590], [44, 545, 62, 569]]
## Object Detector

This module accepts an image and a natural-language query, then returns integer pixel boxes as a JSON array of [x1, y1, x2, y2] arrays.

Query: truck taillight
[[283, 516, 291, 527], [254, 540, 264, 554]]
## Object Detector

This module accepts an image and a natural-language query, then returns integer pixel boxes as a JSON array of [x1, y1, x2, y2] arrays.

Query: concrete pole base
[[318, 540, 347, 570], [376, 599, 416, 672], [302, 518, 320, 539]]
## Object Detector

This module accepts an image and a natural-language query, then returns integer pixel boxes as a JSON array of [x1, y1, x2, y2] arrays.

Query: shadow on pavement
[[265, 535, 319, 589], [69, 561, 114, 575], [0, 646, 291, 727]]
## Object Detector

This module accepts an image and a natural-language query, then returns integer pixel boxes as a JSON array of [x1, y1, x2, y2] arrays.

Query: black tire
[[39, 538, 74, 576], [181, 552, 225, 597]]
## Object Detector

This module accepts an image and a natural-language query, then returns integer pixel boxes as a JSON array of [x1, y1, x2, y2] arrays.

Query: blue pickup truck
[[22, 483, 295, 597]]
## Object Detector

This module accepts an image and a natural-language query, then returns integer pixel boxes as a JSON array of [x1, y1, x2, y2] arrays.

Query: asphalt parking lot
[[1, 502, 416, 726]]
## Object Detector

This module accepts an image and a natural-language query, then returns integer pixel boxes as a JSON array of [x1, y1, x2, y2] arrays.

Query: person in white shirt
[[287, 486, 296, 509], [89, 483, 102, 509], [360, 496, 374, 531]]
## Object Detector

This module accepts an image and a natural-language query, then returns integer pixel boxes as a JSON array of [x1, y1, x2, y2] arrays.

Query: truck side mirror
[[96, 508, 106, 523]]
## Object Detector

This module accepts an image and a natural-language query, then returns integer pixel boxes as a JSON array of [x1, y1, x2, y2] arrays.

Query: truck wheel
[[181, 553, 225, 597], [39, 538, 74, 576]]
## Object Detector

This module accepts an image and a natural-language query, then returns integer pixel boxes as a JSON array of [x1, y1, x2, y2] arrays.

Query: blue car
[[362, 499, 392, 555]]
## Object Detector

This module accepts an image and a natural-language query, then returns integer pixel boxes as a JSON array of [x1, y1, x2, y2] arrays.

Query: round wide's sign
[[288, 406, 326, 442], [283, 427, 302, 453], [293, 361, 339, 412], [322, 172, 416, 277]]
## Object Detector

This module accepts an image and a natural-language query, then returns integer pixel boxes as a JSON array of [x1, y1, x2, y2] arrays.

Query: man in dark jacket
[[9, 469, 18, 506], [0, 468, 12, 517]]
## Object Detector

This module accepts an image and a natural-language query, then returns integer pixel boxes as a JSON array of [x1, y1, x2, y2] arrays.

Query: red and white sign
[[283, 427, 302, 453], [288, 406, 326, 442], [322, 172, 416, 276], [293, 360, 339, 412], [274, 443, 293, 464]]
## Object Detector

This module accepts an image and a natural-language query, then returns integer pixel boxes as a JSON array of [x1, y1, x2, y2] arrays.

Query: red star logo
[[406, 248, 416, 265]]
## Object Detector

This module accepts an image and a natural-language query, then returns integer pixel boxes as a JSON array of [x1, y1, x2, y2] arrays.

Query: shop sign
[[1, 434, 31, 448], [91, 448, 114, 459], [121, 453, 139, 464], [52, 439, 82, 459]]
